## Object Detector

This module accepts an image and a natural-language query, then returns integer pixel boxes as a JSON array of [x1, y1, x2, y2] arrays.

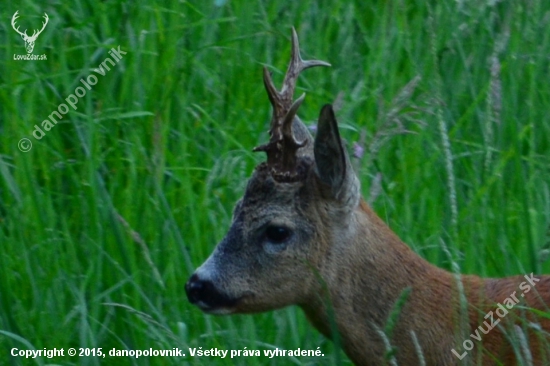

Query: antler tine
[[280, 27, 331, 100], [39, 13, 49, 33], [31, 13, 49, 39], [252, 67, 283, 156], [11, 11, 27, 37], [281, 93, 307, 149], [262, 66, 284, 135]]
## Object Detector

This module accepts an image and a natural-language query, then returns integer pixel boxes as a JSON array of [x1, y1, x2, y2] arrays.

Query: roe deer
[[185, 28, 550, 365]]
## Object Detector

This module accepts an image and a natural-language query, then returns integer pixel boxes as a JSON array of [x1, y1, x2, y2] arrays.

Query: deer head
[[11, 11, 49, 54], [186, 28, 360, 314]]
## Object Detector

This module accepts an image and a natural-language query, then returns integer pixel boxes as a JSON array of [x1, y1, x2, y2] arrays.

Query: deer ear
[[314, 104, 360, 207]]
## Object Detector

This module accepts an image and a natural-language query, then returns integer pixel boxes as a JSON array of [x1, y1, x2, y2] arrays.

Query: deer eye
[[264, 226, 292, 244]]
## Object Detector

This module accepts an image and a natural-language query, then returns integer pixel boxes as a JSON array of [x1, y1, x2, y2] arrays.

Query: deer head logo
[[11, 11, 49, 54]]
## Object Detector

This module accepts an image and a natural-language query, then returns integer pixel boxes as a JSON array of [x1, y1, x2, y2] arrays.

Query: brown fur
[[300, 200, 550, 365]]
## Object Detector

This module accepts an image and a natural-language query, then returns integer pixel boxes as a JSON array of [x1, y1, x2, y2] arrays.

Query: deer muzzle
[[185, 273, 238, 314]]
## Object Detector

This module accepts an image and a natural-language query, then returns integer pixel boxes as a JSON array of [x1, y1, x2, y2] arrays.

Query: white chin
[[197, 302, 235, 315]]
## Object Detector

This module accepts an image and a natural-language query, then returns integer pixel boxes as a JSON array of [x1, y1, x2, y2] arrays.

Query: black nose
[[186, 273, 213, 304], [185, 273, 238, 309]]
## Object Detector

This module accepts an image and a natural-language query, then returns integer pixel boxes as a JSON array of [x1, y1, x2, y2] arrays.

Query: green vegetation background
[[1, 0, 549, 365]]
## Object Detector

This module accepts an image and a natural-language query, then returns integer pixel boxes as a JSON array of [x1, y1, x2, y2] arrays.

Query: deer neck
[[301, 200, 466, 365]]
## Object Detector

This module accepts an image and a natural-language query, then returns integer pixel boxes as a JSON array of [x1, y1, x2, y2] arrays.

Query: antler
[[11, 11, 27, 38], [11, 11, 48, 40], [29, 13, 49, 40], [254, 28, 330, 178]]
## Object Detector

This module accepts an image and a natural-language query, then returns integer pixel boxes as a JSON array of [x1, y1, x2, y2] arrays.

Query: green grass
[[1, 0, 549, 365]]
